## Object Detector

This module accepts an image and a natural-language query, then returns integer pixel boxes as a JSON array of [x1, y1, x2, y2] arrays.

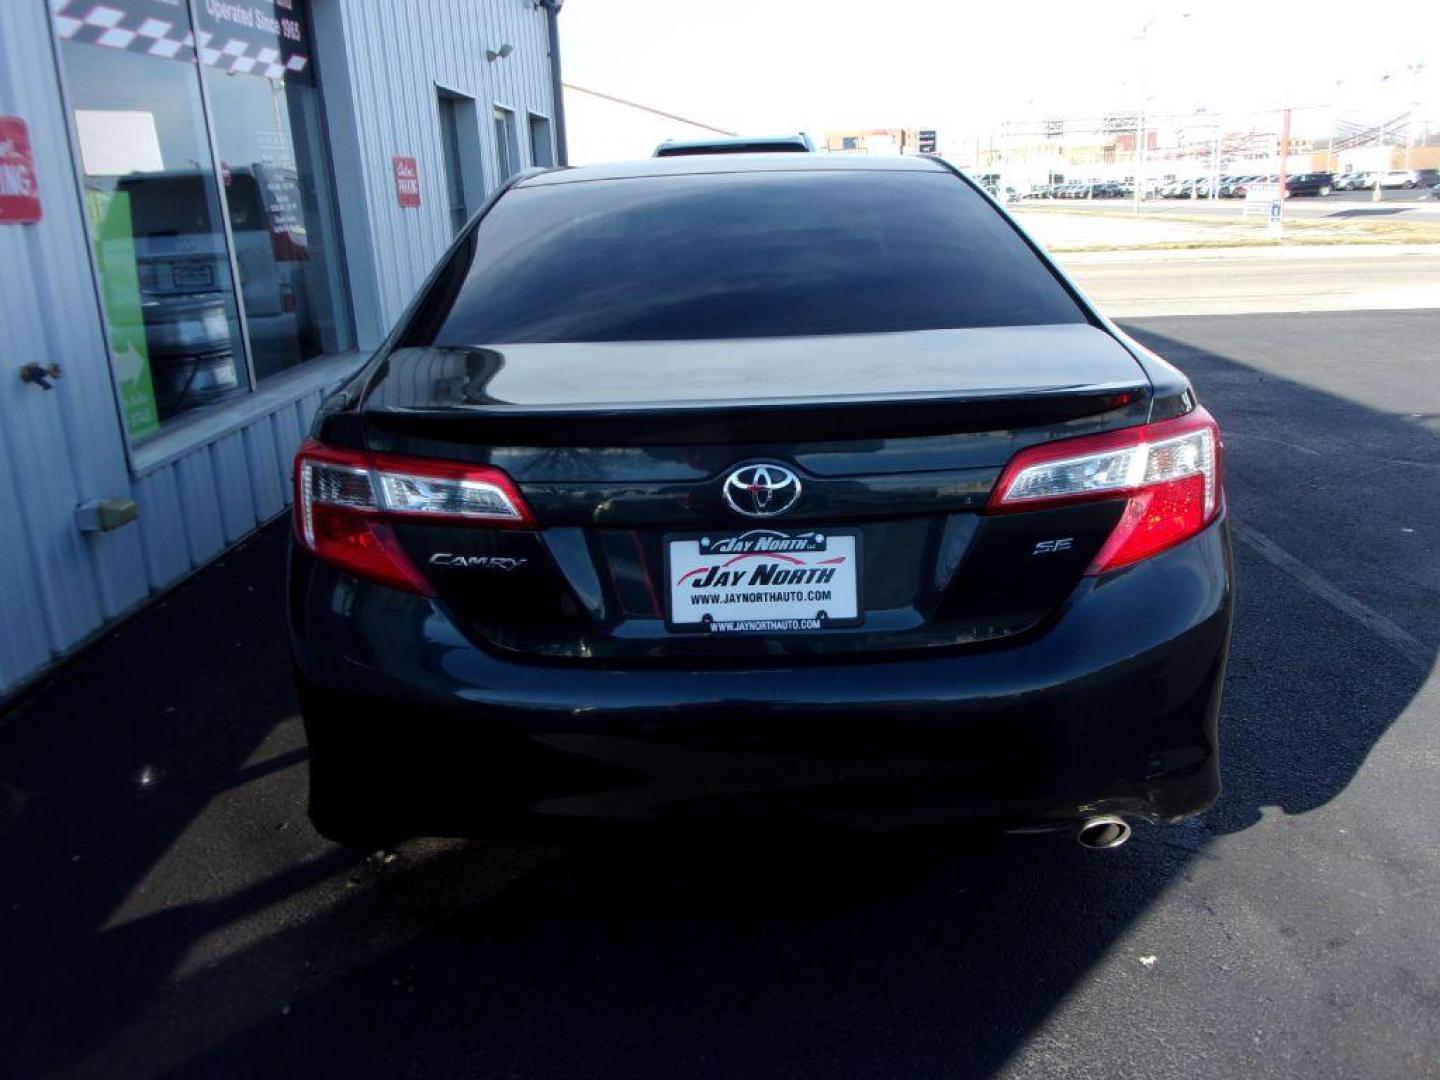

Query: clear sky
[[560, 0, 1439, 149]]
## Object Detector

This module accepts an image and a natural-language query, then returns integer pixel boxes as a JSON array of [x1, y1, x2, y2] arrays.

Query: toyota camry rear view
[[288, 154, 1233, 847]]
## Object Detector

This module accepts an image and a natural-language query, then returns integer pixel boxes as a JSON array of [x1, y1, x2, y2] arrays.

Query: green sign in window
[[86, 189, 160, 442]]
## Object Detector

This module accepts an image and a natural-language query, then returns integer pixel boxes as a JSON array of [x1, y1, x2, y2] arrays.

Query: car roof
[[516, 153, 949, 188], [654, 134, 812, 156]]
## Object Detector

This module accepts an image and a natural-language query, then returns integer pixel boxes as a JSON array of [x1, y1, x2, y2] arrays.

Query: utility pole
[[1277, 107, 1291, 188], [1211, 118, 1222, 200], [1373, 115, 1385, 202], [1134, 106, 1146, 212], [1130, 12, 1191, 213], [1275, 107, 1291, 232]]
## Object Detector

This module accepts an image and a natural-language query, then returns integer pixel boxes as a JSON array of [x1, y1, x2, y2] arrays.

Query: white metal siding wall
[[314, 0, 556, 346], [0, 1, 556, 698], [0, 2, 352, 700], [0, 0, 146, 696]]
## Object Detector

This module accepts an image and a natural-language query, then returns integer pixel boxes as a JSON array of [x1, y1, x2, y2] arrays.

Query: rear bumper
[[289, 518, 1233, 839]]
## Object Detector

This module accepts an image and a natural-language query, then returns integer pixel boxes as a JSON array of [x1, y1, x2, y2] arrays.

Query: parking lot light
[[1132, 11, 1192, 213]]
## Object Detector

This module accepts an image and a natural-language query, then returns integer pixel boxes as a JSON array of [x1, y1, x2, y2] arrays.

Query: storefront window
[[52, 0, 351, 443], [201, 38, 351, 379], [58, 6, 246, 437]]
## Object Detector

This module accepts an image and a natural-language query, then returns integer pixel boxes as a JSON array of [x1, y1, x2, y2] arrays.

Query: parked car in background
[[1376, 170, 1419, 189], [1412, 168, 1439, 189], [1220, 175, 1258, 198], [1235, 175, 1278, 198], [289, 153, 1233, 849], [979, 179, 1020, 203], [654, 133, 814, 157], [112, 166, 308, 417], [1165, 178, 1215, 199], [1284, 172, 1335, 197], [1334, 172, 1370, 191]]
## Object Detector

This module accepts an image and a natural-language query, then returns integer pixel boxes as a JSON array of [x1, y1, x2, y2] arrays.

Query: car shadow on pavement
[[1, 312, 1435, 1079]]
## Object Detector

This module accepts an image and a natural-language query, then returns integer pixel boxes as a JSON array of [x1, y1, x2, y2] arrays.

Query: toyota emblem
[[722, 463, 802, 518]]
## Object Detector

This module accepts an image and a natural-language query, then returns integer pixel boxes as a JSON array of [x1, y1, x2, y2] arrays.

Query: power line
[[562, 83, 737, 136]]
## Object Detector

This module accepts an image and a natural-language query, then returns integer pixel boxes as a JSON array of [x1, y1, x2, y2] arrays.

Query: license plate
[[172, 263, 215, 289], [665, 528, 862, 634]]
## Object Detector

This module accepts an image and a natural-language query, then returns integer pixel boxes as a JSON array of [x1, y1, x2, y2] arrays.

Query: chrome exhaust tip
[[1076, 815, 1132, 850]]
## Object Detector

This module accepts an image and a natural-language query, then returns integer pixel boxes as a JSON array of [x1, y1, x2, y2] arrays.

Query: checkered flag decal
[[198, 32, 308, 80], [51, 1, 310, 82], [51, 1, 197, 62]]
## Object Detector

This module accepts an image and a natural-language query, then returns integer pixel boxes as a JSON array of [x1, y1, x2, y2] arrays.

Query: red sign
[[392, 155, 420, 208], [0, 117, 41, 225]]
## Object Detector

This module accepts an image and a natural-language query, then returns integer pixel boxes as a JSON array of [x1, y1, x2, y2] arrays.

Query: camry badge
[[429, 554, 528, 570], [722, 464, 802, 518]]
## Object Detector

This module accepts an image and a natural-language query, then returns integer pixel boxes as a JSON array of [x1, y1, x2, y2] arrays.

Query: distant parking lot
[[1017, 188, 1438, 219]]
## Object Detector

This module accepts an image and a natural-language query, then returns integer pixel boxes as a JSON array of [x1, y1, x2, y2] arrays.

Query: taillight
[[987, 407, 1221, 574], [293, 439, 533, 594]]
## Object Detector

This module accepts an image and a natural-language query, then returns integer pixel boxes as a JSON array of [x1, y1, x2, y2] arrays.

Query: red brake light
[[987, 408, 1222, 574], [292, 439, 534, 594]]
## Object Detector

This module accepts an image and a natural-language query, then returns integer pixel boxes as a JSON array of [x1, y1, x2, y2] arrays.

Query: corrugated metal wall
[[0, 0, 145, 696], [0, 0, 555, 698], [315, 0, 557, 344]]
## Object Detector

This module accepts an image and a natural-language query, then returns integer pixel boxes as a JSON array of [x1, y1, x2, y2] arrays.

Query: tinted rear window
[[415, 171, 1086, 345]]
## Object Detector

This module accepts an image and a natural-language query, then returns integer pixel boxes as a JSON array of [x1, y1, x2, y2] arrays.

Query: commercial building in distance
[[823, 129, 934, 156]]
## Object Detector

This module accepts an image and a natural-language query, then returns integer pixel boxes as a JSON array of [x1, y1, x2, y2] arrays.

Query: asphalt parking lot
[[1, 309, 1437, 1079]]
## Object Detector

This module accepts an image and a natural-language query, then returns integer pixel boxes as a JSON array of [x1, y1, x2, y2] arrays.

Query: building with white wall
[[0, 0, 563, 697]]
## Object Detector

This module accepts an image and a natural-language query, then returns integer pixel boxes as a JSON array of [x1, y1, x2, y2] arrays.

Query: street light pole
[[1277, 106, 1292, 228], [1212, 119, 1222, 199], [1133, 103, 1146, 213], [1131, 12, 1191, 214]]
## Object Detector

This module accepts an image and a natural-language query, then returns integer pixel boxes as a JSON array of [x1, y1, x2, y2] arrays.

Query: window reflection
[[202, 68, 352, 380], [54, 0, 351, 442], [64, 40, 248, 435]]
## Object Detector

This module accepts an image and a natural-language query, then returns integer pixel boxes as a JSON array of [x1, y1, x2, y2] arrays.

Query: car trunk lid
[[355, 325, 1152, 661]]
